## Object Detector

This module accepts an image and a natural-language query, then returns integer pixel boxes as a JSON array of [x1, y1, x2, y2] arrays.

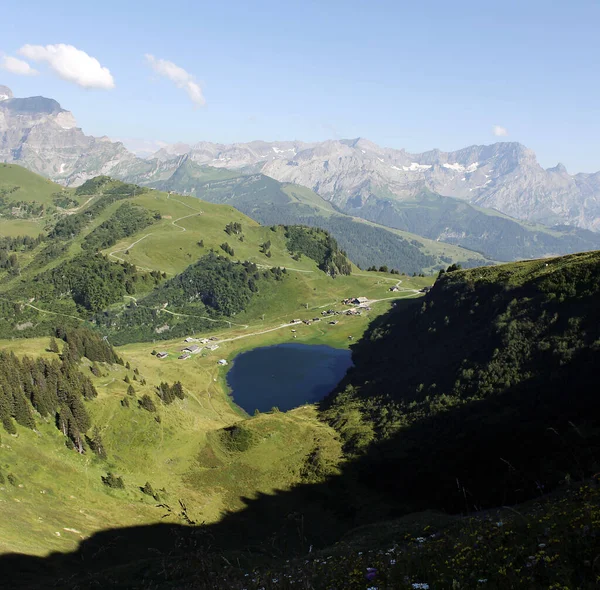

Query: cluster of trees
[[366, 265, 402, 274], [284, 226, 351, 277], [54, 326, 121, 364], [82, 203, 158, 252], [220, 242, 235, 256], [259, 240, 272, 257], [52, 194, 79, 209], [0, 235, 45, 277], [0, 349, 98, 452], [224, 222, 242, 235], [28, 242, 69, 270], [147, 252, 272, 316], [156, 381, 185, 405], [0, 251, 19, 275], [322, 251, 600, 514], [19, 253, 164, 313], [0, 186, 45, 218], [98, 253, 281, 344], [51, 179, 146, 240], [0, 234, 43, 252]]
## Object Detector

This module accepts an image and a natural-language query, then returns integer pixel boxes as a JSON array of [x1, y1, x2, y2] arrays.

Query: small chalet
[[156, 352, 168, 359], [178, 353, 191, 360], [184, 344, 201, 354], [217, 359, 228, 366]]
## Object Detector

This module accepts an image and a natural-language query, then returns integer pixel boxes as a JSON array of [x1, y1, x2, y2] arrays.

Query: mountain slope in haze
[[154, 137, 600, 231], [151, 159, 600, 263], [152, 160, 489, 273]]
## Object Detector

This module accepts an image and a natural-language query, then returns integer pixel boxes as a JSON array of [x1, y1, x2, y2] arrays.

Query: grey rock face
[[151, 138, 600, 231], [0, 85, 13, 101], [0, 90, 138, 185]]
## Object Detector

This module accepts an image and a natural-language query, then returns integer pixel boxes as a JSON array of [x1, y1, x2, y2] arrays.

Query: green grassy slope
[[0, 163, 67, 204], [0, 164, 77, 237]]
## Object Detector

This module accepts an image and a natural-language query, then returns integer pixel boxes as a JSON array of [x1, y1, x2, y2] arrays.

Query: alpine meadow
[[1, 2, 600, 587]]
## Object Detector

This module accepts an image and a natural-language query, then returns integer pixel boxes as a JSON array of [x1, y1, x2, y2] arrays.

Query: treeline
[[82, 203, 158, 252], [322, 250, 600, 514], [284, 226, 352, 276], [0, 234, 43, 252]]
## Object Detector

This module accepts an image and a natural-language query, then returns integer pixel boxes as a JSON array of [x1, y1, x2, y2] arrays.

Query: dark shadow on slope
[[2, 346, 599, 589]]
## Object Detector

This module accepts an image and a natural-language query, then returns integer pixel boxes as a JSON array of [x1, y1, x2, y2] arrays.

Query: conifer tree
[[172, 381, 185, 400], [48, 337, 59, 353], [139, 394, 156, 412], [127, 384, 135, 396], [88, 426, 106, 459], [12, 389, 35, 429]]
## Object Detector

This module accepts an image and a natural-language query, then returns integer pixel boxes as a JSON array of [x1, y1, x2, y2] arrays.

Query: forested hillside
[[323, 250, 600, 512]]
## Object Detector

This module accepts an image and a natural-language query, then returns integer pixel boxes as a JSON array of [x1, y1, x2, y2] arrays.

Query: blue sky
[[1, 0, 599, 171]]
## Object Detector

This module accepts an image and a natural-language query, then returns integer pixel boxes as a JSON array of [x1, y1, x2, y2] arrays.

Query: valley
[[1, 7, 599, 587]]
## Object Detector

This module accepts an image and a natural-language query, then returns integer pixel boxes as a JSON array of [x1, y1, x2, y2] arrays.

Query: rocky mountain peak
[[0, 85, 13, 101], [548, 163, 568, 174]]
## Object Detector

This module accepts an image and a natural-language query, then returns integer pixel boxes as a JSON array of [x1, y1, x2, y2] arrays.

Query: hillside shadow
[[2, 299, 599, 589]]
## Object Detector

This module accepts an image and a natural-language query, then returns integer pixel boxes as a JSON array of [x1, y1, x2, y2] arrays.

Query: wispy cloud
[[145, 54, 205, 107], [0, 55, 39, 76], [17, 44, 114, 89], [492, 125, 508, 137]]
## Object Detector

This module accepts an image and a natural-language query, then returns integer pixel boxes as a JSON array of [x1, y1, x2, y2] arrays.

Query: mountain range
[[2, 85, 600, 266]]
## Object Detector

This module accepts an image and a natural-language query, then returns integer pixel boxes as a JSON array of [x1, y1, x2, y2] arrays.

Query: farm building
[[183, 344, 201, 354], [217, 359, 228, 366]]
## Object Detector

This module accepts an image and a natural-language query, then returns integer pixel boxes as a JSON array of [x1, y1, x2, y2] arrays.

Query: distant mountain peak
[[0, 85, 13, 101], [548, 163, 568, 174]]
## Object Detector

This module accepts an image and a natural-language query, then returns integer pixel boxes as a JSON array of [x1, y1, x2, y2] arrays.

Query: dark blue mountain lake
[[226, 343, 353, 413]]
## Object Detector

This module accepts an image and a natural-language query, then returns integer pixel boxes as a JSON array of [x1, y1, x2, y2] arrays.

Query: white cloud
[[18, 44, 114, 89], [492, 125, 508, 137], [0, 55, 39, 76], [145, 54, 205, 106]]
